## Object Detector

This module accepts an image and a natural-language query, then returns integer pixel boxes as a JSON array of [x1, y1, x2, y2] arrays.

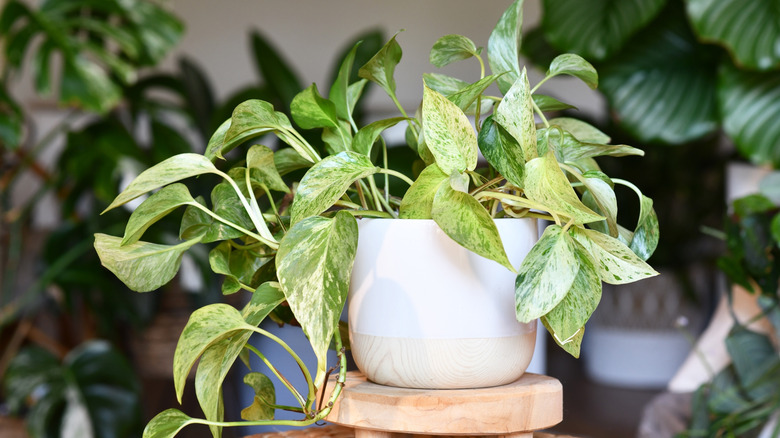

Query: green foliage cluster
[[94, 1, 660, 436], [527, 0, 780, 166]]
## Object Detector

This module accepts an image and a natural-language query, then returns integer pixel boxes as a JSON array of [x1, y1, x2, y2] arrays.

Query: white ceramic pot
[[348, 218, 538, 389]]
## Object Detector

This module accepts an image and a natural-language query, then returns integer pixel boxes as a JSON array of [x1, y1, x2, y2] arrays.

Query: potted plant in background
[[94, 0, 659, 436]]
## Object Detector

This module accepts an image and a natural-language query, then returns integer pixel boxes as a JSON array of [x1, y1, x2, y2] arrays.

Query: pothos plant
[[94, 1, 658, 436]]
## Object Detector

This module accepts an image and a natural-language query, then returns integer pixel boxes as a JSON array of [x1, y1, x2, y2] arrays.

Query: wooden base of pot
[[324, 371, 562, 437], [350, 332, 536, 389]]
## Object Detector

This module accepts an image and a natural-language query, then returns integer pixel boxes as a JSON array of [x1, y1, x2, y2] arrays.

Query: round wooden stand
[[325, 371, 563, 438]]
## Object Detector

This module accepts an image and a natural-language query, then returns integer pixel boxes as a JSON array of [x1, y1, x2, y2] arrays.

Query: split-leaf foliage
[[94, 1, 658, 436]]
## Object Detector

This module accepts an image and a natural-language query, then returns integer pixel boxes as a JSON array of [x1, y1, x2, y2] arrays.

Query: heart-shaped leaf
[[399, 164, 449, 219], [142, 409, 194, 438], [291, 83, 339, 130], [718, 64, 780, 167], [598, 5, 720, 144], [524, 152, 604, 224], [478, 116, 525, 188], [276, 211, 358, 387], [546, 53, 598, 89], [208, 242, 267, 294], [104, 153, 219, 212], [432, 182, 513, 271], [488, 0, 523, 94], [495, 69, 537, 161], [240, 373, 275, 421], [122, 183, 195, 245], [422, 84, 479, 175], [359, 33, 402, 96], [686, 0, 780, 70], [290, 151, 378, 224], [541, 0, 667, 61], [515, 225, 578, 323], [352, 117, 407, 156], [94, 234, 201, 293], [430, 34, 481, 68]]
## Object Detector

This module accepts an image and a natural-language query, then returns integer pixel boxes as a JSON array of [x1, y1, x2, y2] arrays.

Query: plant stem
[[244, 344, 307, 409], [342, 210, 393, 218], [366, 178, 385, 214], [191, 203, 278, 249], [532, 99, 550, 129], [476, 191, 563, 226], [530, 74, 553, 94], [215, 169, 277, 246], [248, 325, 316, 407], [377, 169, 414, 186]]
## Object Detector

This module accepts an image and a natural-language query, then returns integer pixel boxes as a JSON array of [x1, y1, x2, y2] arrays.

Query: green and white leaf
[[241, 373, 275, 421], [209, 242, 267, 294], [142, 409, 194, 438], [290, 151, 378, 224], [571, 227, 658, 284], [537, 128, 643, 163], [422, 84, 478, 175], [430, 34, 481, 68], [542, 317, 584, 358], [321, 119, 353, 155], [533, 94, 577, 112], [94, 234, 201, 293], [542, 239, 601, 353], [352, 117, 407, 156], [546, 53, 598, 89], [488, 0, 523, 94], [478, 116, 525, 188], [422, 73, 469, 96], [247, 145, 290, 193], [431, 183, 513, 271], [628, 195, 659, 261], [358, 33, 402, 96], [205, 119, 231, 160], [548, 118, 610, 144], [399, 164, 448, 219], [523, 152, 604, 224], [195, 283, 284, 435], [445, 74, 503, 114], [291, 83, 339, 130], [122, 183, 195, 245], [515, 225, 578, 323], [276, 211, 358, 388], [274, 147, 312, 176], [495, 69, 537, 161], [103, 153, 218, 212], [173, 304, 253, 403], [580, 173, 618, 236]]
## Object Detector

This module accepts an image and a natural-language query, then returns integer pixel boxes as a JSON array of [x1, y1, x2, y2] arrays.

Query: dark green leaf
[[61, 56, 122, 113], [208, 242, 266, 294], [3, 347, 62, 413], [431, 182, 513, 271], [276, 211, 358, 387], [488, 0, 523, 94], [0, 85, 23, 149], [430, 34, 480, 68], [444, 74, 503, 114], [598, 5, 720, 144], [718, 64, 780, 167], [541, 0, 667, 60], [241, 373, 275, 421], [686, 0, 780, 70], [290, 151, 378, 224], [179, 57, 216, 139], [478, 116, 525, 187], [536, 127, 643, 163], [94, 233, 202, 292], [515, 225, 579, 322], [726, 326, 780, 402]]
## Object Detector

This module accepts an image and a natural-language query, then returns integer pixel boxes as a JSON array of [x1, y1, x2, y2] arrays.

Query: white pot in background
[[348, 218, 538, 389]]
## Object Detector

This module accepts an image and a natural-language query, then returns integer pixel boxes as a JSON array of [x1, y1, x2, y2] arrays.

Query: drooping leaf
[[495, 69, 537, 161], [523, 152, 604, 224], [276, 211, 358, 387], [542, 239, 601, 353], [241, 373, 276, 421], [195, 283, 284, 436], [542, 317, 584, 358], [628, 195, 659, 261], [537, 128, 643, 163], [94, 234, 202, 292], [718, 64, 780, 167], [515, 225, 579, 323], [104, 153, 219, 212], [686, 0, 780, 70], [571, 227, 658, 284], [142, 409, 194, 438], [422, 84, 478, 175], [478, 116, 525, 188], [122, 183, 195, 245], [359, 33, 402, 97], [399, 164, 449, 219], [208, 242, 267, 295], [546, 53, 598, 89], [173, 304, 253, 403], [488, 0, 523, 94], [432, 182, 513, 271], [541, 0, 667, 61], [291, 83, 339, 130], [580, 172, 618, 236], [290, 151, 378, 224], [430, 34, 481, 68], [598, 4, 720, 144], [247, 145, 290, 193], [352, 117, 407, 156]]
